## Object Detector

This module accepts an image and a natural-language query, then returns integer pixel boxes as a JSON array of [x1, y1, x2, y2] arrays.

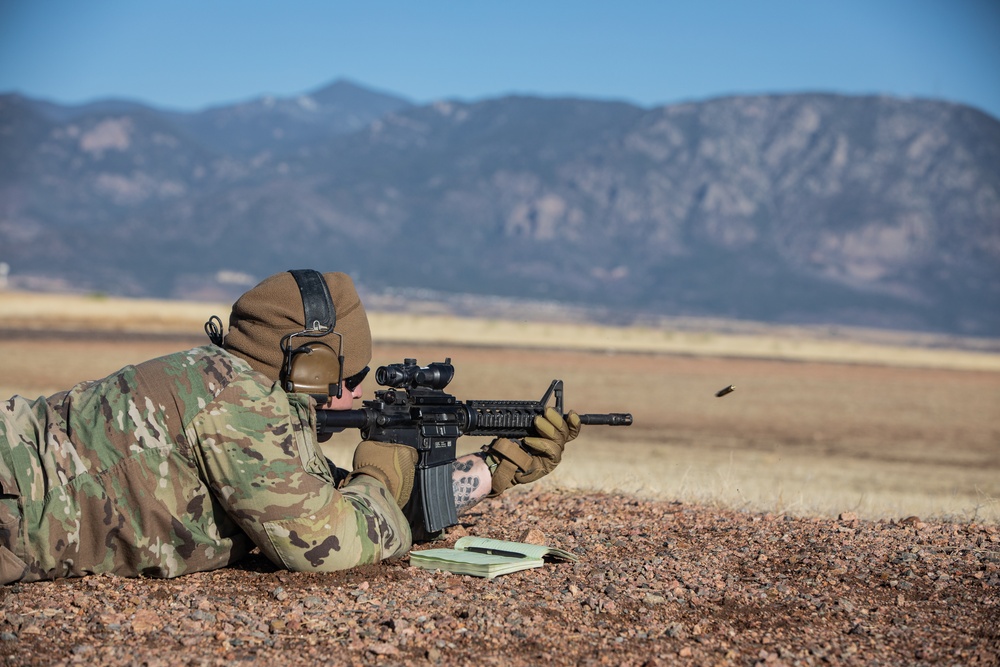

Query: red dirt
[[3, 490, 998, 666]]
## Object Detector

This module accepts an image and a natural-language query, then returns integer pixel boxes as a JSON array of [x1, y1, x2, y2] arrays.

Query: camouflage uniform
[[0, 346, 410, 584]]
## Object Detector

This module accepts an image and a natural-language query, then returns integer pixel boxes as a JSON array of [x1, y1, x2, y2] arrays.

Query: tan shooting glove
[[347, 441, 418, 508], [486, 407, 582, 496]]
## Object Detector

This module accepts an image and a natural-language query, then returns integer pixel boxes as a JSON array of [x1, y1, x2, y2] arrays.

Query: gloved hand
[[486, 407, 582, 496], [347, 441, 418, 508]]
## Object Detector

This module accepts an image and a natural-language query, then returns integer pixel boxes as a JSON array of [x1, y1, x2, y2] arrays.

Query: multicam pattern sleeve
[[187, 374, 412, 572], [1, 347, 253, 582]]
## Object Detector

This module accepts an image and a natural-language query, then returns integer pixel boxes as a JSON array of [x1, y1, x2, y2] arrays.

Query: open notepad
[[408, 536, 578, 579]]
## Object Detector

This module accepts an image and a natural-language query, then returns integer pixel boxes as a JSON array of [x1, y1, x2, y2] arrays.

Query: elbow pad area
[[261, 482, 412, 572]]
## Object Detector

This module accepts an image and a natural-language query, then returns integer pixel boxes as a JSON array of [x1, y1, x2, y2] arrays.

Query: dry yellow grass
[[0, 291, 222, 333], [3, 290, 999, 370]]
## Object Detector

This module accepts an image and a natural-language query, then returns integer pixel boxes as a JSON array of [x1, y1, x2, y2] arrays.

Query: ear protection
[[280, 269, 346, 400]]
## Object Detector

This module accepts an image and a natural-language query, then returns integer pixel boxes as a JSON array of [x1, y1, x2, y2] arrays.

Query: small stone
[[131, 609, 161, 634], [367, 642, 399, 656], [518, 528, 546, 545]]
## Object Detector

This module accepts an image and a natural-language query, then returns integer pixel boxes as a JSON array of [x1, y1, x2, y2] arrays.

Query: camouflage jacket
[[0, 346, 410, 584]]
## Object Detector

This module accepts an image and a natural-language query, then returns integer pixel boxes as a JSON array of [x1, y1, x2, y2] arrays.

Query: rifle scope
[[375, 358, 455, 390]]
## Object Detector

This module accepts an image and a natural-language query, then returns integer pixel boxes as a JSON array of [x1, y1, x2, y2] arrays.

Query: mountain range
[[1, 79, 998, 335]]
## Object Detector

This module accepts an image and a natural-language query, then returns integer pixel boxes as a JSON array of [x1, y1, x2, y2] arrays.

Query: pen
[[465, 546, 527, 559]]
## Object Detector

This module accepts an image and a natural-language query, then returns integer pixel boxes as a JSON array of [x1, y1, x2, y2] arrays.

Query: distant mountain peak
[[307, 78, 413, 109]]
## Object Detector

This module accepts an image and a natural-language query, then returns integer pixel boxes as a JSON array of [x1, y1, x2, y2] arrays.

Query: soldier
[[0, 270, 580, 583]]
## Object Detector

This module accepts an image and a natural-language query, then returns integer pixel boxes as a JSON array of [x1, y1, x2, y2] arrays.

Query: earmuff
[[280, 269, 346, 400]]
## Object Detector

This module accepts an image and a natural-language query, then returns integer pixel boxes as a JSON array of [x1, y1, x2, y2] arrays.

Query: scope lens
[[375, 365, 407, 387]]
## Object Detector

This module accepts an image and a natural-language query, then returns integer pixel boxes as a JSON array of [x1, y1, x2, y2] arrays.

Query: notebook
[[408, 536, 578, 578]]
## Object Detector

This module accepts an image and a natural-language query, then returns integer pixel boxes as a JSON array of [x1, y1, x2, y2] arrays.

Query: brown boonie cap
[[222, 271, 372, 385]]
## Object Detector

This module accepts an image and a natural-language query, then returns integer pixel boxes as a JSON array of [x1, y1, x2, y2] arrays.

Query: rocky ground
[[2, 490, 998, 667]]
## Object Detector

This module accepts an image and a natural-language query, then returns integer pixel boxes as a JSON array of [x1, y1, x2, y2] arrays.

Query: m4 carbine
[[316, 358, 632, 533]]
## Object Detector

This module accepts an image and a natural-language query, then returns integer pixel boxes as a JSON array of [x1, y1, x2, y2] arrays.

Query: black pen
[[465, 546, 527, 559]]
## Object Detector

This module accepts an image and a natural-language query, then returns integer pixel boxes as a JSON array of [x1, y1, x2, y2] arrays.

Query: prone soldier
[[0, 270, 584, 583]]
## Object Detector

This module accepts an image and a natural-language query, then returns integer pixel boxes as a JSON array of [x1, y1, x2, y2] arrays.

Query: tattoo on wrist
[[453, 474, 481, 511], [451, 456, 491, 514]]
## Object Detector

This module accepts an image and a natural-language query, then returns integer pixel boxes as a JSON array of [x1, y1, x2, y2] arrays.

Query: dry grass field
[[2, 290, 999, 524]]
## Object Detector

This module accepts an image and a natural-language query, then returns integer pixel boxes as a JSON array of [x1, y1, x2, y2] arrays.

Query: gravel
[[2, 490, 998, 666]]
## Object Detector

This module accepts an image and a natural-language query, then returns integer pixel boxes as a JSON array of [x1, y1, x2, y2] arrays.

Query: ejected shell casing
[[715, 384, 735, 398]]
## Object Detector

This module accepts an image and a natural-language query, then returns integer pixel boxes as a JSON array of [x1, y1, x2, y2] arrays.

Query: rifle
[[316, 358, 632, 533]]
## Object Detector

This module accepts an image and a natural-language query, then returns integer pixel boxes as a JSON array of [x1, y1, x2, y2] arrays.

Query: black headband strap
[[288, 269, 336, 333]]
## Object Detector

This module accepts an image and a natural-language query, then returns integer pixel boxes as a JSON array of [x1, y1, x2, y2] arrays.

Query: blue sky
[[1, 0, 998, 119]]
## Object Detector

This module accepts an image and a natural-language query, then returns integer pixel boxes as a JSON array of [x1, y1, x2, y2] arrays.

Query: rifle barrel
[[578, 413, 633, 426]]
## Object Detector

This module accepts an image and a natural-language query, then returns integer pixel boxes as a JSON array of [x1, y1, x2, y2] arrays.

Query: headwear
[[222, 271, 372, 385]]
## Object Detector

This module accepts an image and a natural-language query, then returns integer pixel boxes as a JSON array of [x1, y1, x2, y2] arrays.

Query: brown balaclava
[[222, 271, 372, 387]]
